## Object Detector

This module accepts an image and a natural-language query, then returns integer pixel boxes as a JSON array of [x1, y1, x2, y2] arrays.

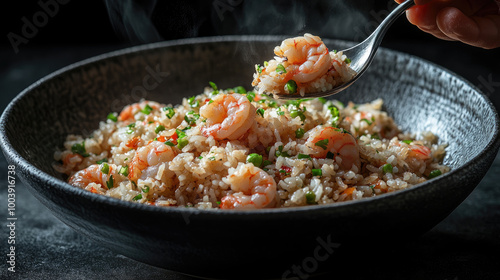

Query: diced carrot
[[341, 187, 356, 196]]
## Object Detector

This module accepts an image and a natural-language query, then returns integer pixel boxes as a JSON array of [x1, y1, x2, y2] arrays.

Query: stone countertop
[[0, 41, 499, 280]]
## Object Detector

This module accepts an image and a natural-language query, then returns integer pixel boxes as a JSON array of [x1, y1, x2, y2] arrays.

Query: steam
[[104, 0, 162, 43]]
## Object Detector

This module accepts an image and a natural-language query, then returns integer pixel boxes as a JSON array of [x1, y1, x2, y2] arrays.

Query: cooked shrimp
[[128, 141, 177, 182], [119, 100, 161, 122], [274, 33, 332, 83], [68, 163, 122, 189], [199, 93, 255, 140], [220, 163, 277, 209], [306, 126, 361, 170]]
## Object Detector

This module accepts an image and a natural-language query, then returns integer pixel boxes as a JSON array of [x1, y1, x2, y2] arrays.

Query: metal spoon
[[272, 0, 415, 100]]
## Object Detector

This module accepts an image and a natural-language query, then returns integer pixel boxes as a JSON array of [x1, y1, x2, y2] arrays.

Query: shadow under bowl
[[1, 36, 499, 279]]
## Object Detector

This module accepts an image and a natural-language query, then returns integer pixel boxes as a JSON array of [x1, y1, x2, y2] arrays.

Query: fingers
[[437, 7, 500, 49]]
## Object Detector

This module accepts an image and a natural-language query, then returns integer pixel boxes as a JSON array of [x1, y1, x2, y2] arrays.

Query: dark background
[[1, 0, 499, 279]]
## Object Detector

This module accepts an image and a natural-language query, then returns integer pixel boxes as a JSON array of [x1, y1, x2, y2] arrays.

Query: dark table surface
[[1, 37, 500, 280]]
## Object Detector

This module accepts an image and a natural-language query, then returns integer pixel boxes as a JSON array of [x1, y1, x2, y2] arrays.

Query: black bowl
[[1, 36, 499, 279]]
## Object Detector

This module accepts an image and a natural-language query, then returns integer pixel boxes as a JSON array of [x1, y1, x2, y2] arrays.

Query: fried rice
[[53, 83, 449, 210]]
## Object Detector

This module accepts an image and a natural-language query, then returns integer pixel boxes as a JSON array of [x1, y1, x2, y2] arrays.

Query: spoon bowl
[[273, 0, 415, 100]]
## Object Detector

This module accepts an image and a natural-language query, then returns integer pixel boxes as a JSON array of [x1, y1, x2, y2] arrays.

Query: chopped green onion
[[262, 160, 272, 167], [276, 64, 287, 74], [312, 169, 322, 177], [101, 163, 110, 174], [209, 81, 218, 91], [71, 141, 89, 157], [332, 50, 338, 54], [265, 146, 271, 154], [177, 138, 189, 149], [107, 113, 118, 122], [315, 139, 329, 150], [246, 153, 263, 167], [382, 163, 393, 174], [184, 111, 200, 126], [298, 154, 311, 159], [246, 91, 256, 102], [295, 128, 305, 139], [290, 109, 306, 122], [361, 118, 373, 125], [165, 141, 175, 147], [344, 58, 352, 64], [257, 64, 263, 74], [267, 100, 278, 108], [141, 104, 153, 115], [106, 175, 114, 189], [188, 96, 199, 108], [155, 125, 165, 134], [119, 165, 129, 176], [256, 108, 265, 117], [286, 80, 297, 94], [428, 169, 442, 179], [264, 61, 269, 67], [209, 156, 216, 161], [126, 123, 136, 134], [305, 191, 316, 204], [96, 158, 108, 164], [275, 145, 290, 157], [176, 129, 187, 139], [132, 194, 142, 201], [198, 156, 203, 159], [402, 140, 413, 144], [233, 86, 247, 94], [162, 107, 175, 119], [142, 186, 150, 193]]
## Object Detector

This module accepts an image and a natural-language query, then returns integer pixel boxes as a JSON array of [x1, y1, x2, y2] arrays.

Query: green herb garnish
[[312, 169, 322, 177], [428, 169, 442, 179], [315, 139, 329, 150], [305, 191, 316, 204], [298, 154, 311, 159], [155, 125, 165, 134], [286, 80, 297, 94], [382, 163, 393, 174], [132, 194, 142, 201], [96, 158, 108, 164], [233, 86, 247, 94], [107, 113, 118, 122], [177, 138, 189, 149], [276, 64, 287, 74], [140, 104, 153, 115], [101, 163, 110, 174], [295, 128, 305, 139], [119, 165, 129, 176], [256, 108, 265, 117], [71, 141, 89, 157], [246, 153, 263, 167], [162, 107, 175, 119], [106, 175, 114, 189]]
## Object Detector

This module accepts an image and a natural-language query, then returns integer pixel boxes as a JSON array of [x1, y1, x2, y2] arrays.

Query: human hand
[[395, 0, 500, 49]]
